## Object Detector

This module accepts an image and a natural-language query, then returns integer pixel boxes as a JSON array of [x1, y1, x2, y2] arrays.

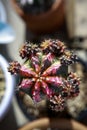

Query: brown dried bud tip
[[60, 51, 78, 65], [49, 95, 66, 111], [62, 72, 80, 98], [41, 39, 66, 56], [8, 61, 21, 74], [19, 43, 40, 59], [68, 72, 80, 89]]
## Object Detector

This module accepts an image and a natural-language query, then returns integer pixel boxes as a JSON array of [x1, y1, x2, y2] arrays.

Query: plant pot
[[19, 117, 87, 130], [11, 0, 65, 34], [0, 55, 15, 120]]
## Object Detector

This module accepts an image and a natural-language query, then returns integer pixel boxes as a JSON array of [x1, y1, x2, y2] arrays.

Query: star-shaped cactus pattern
[[8, 39, 80, 111]]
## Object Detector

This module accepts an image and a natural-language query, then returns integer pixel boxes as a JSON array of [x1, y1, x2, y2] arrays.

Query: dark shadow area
[[0, 104, 17, 130]]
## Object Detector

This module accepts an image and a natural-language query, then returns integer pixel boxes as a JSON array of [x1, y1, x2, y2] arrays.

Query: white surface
[[0, 55, 15, 120]]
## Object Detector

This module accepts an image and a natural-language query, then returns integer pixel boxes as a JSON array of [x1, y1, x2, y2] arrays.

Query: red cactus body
[[8, 39, 80, 111]]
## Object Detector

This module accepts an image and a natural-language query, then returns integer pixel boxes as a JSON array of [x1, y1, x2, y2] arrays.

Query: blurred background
[[0, 0, 87, 129]]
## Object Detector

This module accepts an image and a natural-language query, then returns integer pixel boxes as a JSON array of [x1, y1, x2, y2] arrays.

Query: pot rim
[[0, 55, 15, 120], [19, 117, 87, 130]]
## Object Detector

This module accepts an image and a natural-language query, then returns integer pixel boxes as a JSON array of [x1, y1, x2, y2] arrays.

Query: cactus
[[8, 39, 80, 111]]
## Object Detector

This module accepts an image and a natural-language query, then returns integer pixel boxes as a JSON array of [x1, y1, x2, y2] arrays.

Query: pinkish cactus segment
[[8, 39, 80, 111]]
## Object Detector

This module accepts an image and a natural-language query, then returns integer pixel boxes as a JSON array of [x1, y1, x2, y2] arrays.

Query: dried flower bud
[[62, 72, 80, 98], [60, 51, 78, 66], [19, 43, 40, 59], [8, 61, 21, 74], [49, 95, 66, 111], [41, 39, 66, 56]]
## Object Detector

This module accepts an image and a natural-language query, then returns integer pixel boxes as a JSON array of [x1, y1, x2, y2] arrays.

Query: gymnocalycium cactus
[[8, 39, 80, 111]]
